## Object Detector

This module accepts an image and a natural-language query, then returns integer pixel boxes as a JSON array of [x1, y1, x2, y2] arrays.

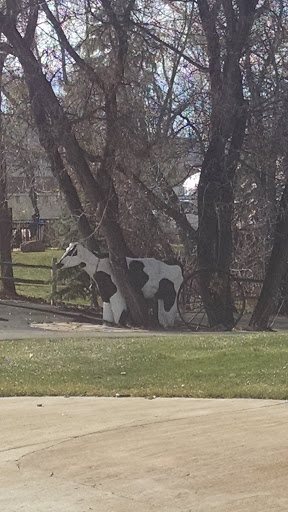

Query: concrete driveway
[[1, 397, 288, 512]]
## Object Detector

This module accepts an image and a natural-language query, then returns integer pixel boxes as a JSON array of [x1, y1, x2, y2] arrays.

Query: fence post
[[51, 257, 57, 305]]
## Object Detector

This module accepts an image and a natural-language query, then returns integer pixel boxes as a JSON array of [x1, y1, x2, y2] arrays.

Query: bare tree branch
[[38, 0, 106, 91], [23, 3, 38, 48], [0, 41, 14, 55], [197, 0, 221, 83], [100, 0, 135, 80], [132, 20, 208, 72]]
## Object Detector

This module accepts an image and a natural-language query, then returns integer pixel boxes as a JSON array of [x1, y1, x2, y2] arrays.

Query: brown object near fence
[[20, 241, 46, 253]]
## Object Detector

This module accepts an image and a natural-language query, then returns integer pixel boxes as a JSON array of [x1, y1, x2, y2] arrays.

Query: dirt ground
[[0, 299, 156, 339], [2, 299, 288, 511], [1, 297, 288, 339]]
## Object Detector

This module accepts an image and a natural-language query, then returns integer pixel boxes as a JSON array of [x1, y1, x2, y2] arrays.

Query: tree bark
[[0, 53, 16, 296], [249, 181, 288, 329], [196, 0, 256, 327], [30, 90, 101, 252], [0, 206, 16, 296]]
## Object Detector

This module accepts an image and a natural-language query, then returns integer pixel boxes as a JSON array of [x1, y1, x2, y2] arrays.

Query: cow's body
[[57, 243, 183, 328]]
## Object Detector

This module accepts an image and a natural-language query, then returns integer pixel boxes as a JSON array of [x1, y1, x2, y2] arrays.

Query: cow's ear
[[68, 245, 78, 257]]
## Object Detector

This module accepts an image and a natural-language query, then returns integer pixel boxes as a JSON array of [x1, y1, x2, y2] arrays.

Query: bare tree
[[241, 2, 288, 329], [177, 0, 255, 327], [0, 1, 150, 326]]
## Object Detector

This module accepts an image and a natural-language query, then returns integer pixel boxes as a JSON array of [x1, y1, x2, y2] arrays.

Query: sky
[[183, 172, 200, 193]]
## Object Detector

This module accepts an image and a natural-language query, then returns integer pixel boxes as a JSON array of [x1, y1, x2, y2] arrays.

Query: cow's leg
[[95, 270, 122, 324], [157, 300, 177, 327], [155, 278, 178, 327], [157, 300, 169, 328], [109, 290, 127, 325], [102, 302, 115, 323]]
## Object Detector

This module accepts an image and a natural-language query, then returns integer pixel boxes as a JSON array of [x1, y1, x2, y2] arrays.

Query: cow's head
[[56, 242, 84, 269]]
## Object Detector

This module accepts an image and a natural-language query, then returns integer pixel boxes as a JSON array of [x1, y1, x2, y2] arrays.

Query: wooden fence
[[1, 258, 58, 305]]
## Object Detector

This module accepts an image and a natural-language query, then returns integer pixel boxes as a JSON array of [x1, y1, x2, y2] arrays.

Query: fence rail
[[1, 258, 58, 305], [6, 262, 52, 270], [0, 276, 51, 285]]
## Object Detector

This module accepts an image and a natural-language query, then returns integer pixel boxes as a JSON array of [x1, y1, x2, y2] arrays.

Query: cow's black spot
[[95, 271, 117, 302], [93, 251, 109, 259], [119, 309, 128, 326], [155, 278, 176, 312], [128, 260, 149, 293]]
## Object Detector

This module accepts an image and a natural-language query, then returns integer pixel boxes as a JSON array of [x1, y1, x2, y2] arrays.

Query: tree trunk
[[30, 93, 101, 253], [196, 0, 255, 328], [249, 182, 288, 330], [0, 52, 16, 297], [0, 206, 16, 296], [197, 145, 235, 327]]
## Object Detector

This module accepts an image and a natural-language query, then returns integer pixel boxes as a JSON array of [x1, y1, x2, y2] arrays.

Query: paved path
[[1, 397, 288, 512], [0, 300, 154, 339], [1, 299, 288, 339]]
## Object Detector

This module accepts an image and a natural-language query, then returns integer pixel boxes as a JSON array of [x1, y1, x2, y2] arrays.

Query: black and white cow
[[57, 242, 183, 328]]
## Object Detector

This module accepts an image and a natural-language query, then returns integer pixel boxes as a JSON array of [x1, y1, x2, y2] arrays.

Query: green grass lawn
[[1, 332, 288, 398]]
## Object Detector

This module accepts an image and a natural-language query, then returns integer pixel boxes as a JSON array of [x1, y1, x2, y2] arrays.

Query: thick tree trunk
[[198, 141, 233, 270], [30, 95, 101, 252], [97, 173, 149, 326], [249, 182, 288, 330], [0, 53, 16, 297], [0, 206, 16, 296], [196, 0, 255, 328], [109, 252, 149, 327], [197, 146, 235, 327]]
